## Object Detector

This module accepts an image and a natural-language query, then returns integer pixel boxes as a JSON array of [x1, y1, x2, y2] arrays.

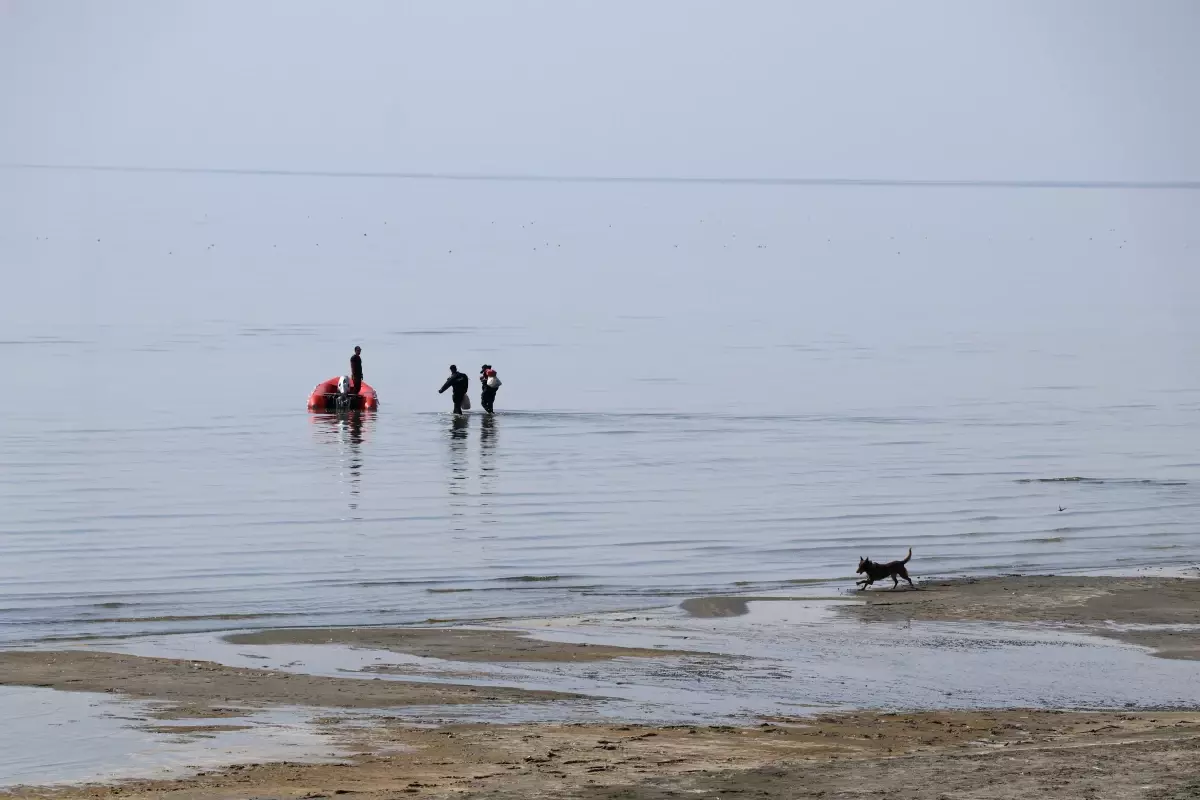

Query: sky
[[0, 0, 1198, 180], [0, 1, 1197, 350]]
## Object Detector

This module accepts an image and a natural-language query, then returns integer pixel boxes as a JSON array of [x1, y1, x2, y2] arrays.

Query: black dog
[[856, 548, 915, 590]]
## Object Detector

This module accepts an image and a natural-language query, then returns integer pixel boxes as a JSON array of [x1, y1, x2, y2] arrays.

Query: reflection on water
[[446, 415, 470, 530], [480, 415, 498, 523], [439, 414, 505, 547], [0, 686, 343, 787], [480, 413, 497, 456], [311, 411, 372, 514]]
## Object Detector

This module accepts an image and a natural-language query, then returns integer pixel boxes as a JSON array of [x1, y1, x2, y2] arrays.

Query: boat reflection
[[310, 410, 373, 513]]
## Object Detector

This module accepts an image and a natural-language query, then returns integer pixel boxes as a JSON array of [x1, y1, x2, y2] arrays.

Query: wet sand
[[0, 629, 713, 718], [846, 575, 1200, 659], [5, 575, 1200, 798], [7, 711, 1200, 799], [225, 626, 705, 661], [849, 575, 1200, 625], [0, 650, 577, 719]]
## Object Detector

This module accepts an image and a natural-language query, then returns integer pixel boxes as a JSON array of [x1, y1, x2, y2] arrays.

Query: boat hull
[[307, 378, 379, 411]]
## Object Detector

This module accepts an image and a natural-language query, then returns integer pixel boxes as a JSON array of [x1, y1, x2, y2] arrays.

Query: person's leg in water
[[452, 392, 465, 415], [481, 387, 496, 414]]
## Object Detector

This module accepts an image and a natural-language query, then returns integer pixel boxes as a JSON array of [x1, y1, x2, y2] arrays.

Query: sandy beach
[[3, 575, 1199, 798], [7, 710, 1200, 799]]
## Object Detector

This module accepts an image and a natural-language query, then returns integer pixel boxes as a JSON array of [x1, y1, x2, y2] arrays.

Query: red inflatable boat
[[307, 377, 380, 411]]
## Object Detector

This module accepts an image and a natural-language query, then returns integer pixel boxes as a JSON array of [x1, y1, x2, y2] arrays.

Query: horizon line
[[3, 162, 1199, 190]]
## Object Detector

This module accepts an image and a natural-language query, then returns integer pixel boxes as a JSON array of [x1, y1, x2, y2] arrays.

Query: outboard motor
[[335, 375, 353, 410]]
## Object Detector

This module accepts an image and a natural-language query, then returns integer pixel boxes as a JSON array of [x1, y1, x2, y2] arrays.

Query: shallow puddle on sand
[[678, 594, 851, 621], [494, 594, 1200, 717], [42, 592, 1200, 729], [7, 596, 1200, 784], [0, 686, 345, 787]]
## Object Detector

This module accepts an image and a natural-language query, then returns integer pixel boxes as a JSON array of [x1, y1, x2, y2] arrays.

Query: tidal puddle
[[40, 591, 1200, 731], [7, 593, 1200, 785], [488, 594, 1200, 716], [0, 686, 345, 787]]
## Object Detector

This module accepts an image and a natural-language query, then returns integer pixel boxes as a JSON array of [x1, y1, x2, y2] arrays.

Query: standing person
[[481, 367, 502, 414], [479, 364, 492, 411], [349, 346, 363, 394], [438, 364, 470, 414]]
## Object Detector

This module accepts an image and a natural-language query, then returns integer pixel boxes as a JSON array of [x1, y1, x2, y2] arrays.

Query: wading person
[[480, 366, 501, 414], [438, 364, 470, 414]]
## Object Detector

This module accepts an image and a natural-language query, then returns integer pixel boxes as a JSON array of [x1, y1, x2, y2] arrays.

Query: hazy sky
[[1, 0, 1197, 180], [0, 1, 1197, 359]]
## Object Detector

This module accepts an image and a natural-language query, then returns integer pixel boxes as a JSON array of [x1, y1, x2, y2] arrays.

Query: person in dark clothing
[[479, 364, 494, 414], [480, 365, 500, 414], [438, 364, 470, 414], [349, 346, 363, 394]]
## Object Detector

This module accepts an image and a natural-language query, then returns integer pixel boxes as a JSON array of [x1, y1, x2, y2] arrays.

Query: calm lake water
[[1, 172, 1198, 645]]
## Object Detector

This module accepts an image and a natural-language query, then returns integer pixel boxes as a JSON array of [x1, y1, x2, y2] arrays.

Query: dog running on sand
[[855, 548, 916, 590]]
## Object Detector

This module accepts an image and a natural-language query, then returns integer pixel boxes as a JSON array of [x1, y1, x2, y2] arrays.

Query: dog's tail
[[902, 547, 912, 564]]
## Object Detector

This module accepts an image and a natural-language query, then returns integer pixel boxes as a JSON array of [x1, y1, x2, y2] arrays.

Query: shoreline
[[3, 574, 1200, 798]]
